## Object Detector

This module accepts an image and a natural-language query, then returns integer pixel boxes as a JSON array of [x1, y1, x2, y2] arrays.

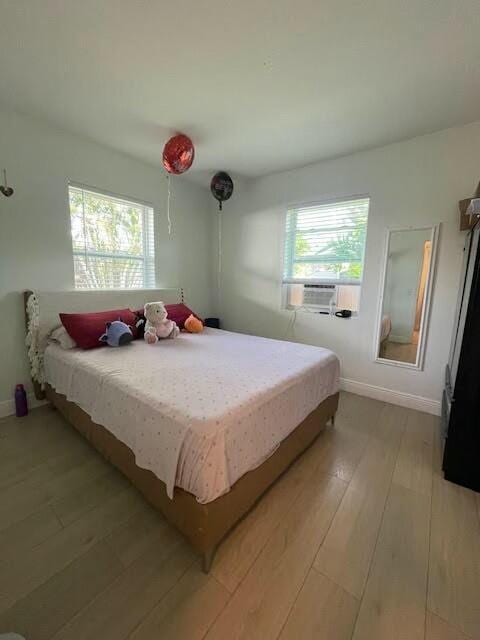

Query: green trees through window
[[69, 185, 155, 290], [285, 198, 369, 284]]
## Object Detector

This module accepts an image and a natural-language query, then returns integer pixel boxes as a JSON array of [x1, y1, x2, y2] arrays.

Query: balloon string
[[218, 212, 222, 308], [167, 174, 172, 235]]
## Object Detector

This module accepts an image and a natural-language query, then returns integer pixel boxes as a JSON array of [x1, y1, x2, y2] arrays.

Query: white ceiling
[[1, 0, 479, 181]]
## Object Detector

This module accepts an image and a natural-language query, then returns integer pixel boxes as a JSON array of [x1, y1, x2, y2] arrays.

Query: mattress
[[44, 328, 340, 503]]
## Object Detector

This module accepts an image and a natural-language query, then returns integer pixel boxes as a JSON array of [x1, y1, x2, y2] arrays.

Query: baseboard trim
[[340, 377, 441, 416], [0, 393, 47, 419], [389, 335, 412, 344]]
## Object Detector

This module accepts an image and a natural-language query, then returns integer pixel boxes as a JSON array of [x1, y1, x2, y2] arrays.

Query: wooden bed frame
[[24, 291, 338, 571], [46, 386, 338, 571]]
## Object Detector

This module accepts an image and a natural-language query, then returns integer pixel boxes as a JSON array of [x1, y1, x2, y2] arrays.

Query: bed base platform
[[45, 384, 339, 572]]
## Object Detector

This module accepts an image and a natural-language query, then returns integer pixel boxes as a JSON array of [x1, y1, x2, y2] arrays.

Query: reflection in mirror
[[377, 227, 435, 367]]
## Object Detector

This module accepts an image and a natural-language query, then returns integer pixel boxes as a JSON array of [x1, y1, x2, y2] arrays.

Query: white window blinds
[[69, 185, 155, 290], [283, 197, 369, 285]]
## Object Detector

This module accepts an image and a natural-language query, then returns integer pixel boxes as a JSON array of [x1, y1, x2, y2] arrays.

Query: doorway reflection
[[378, 228, 432, 365]]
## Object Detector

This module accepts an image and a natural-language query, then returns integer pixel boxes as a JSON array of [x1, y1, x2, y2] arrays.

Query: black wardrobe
[[442, 221, 480, 492]]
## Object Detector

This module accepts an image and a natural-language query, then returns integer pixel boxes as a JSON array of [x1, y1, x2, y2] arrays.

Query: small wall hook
[[0, 169, 14, 197]]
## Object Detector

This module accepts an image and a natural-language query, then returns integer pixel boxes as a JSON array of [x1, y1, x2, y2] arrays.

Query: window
[[283, 196, 369, 312], [69, 184, 155, 290]]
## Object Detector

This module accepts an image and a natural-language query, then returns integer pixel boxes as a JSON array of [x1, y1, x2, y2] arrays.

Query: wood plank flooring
[[0, 393, 479, 640]]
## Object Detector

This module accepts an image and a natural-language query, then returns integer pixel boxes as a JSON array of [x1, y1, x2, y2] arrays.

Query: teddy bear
[[143, 301, 180, 344]]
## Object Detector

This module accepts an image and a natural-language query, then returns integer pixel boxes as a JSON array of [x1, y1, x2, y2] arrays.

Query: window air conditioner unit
[[297, 283, 338, 310]]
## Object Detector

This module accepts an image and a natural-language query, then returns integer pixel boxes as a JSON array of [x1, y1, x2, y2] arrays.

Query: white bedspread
[[44, 328, 340, 503]]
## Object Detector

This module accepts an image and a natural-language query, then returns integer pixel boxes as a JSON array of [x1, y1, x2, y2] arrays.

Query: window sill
[[286, 306, 359, 318]]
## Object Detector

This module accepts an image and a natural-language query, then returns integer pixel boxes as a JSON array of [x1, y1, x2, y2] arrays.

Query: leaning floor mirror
[[374, 225, 439, 369]]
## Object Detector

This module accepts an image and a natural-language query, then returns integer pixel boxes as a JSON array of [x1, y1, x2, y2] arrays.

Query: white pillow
[[48, 325, 77, 349]]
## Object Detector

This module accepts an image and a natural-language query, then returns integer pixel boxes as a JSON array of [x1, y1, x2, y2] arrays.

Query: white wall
[[217, 122, 480, 412], [0, 109, 214, 414]]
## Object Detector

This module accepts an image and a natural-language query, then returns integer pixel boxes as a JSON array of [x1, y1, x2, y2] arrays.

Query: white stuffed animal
[[143, 301, 180, 344]]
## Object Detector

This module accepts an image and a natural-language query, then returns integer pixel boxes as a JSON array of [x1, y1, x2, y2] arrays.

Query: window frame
[[282, 194, 370, 287], [68, 181, 156, 291]]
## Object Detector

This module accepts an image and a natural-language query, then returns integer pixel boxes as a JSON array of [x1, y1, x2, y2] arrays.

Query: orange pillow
[[184, 314, 204, 333]]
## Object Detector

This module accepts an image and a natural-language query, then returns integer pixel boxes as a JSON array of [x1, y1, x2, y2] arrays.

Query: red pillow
[[166, 303, 202, 329], [59, 308, 138, 349], [134, 303, 202, 331]]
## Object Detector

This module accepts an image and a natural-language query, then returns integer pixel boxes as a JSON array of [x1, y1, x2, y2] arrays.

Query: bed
[[24, 289, 340, 571]]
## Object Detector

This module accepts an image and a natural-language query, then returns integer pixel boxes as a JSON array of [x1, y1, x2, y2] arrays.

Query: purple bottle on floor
[[15, 383, 28, 417]]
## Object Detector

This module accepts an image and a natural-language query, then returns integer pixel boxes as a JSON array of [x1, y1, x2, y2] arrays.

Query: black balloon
[[210, 172, 233, 211]]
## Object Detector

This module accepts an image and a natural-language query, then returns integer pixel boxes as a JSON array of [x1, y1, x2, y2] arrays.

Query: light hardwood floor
[[0, 392, 479, 640], [383, 340, 418, 364]]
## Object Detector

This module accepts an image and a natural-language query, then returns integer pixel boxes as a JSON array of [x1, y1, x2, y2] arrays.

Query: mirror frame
[[373, 224, 439, 370]]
